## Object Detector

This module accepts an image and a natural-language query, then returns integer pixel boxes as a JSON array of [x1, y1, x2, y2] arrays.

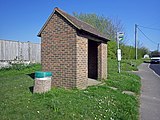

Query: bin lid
[[35, 71, 52, 78]]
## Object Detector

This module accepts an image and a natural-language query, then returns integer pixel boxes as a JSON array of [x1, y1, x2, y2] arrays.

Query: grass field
[[0, 59, 142, 120]]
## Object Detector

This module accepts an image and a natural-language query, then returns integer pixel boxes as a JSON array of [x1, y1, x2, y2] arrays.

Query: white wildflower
[[110, 117, 114, 120], [80, 115, 83, 117]]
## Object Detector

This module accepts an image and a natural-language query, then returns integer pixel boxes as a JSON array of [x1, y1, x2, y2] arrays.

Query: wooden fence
[[0, 39, 41, 63]]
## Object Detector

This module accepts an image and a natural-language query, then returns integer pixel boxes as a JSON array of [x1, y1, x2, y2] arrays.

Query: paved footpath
[[135, 63, 160, 120]]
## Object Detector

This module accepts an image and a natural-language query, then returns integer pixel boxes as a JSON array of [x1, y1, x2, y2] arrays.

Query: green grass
[[0, 63, 41, 77], [106, 59, 142, 94], [121, 59, 144, 71], [0, 60, 142, 120]]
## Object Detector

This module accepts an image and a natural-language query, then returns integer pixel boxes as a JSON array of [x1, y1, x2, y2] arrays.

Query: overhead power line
[[138, 25, 160, 31], [137, 27, 157, 45]]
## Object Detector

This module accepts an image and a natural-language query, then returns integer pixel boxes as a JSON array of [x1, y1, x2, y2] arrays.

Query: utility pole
[[157, 43, 159, 52], [135, 24, 138, 60]]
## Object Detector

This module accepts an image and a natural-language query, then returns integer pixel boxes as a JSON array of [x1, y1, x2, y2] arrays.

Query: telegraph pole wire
[[138, 25, 160, 31], [137, 27, 157, 45]]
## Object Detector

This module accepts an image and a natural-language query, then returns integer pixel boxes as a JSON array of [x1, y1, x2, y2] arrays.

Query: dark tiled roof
[[38, 7, 110, 41]]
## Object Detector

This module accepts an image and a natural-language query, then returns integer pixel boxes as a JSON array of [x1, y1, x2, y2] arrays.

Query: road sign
[[117, 49, 121, 61], [117, 32, 124, 41]]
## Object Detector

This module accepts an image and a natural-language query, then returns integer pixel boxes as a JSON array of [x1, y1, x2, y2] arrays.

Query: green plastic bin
[[35, 71, 52, 78]]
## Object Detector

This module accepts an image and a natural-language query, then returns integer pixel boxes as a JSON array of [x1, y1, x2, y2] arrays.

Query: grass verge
[[0, 60, 142, 120]]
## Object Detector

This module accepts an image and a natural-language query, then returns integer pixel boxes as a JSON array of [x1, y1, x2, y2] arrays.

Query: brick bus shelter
[[38, 7, 110, 89]]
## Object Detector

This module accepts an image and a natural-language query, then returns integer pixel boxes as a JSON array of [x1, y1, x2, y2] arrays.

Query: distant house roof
[[143, 54, 149, 58], [38, 7, 110, 41]]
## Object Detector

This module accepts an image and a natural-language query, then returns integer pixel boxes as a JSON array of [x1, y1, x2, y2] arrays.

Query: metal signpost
[[117, 32, 124, 73]]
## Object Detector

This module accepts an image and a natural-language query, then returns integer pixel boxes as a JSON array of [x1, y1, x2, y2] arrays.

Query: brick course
[[76, 35, 88, 89], [98, 43, 107, 80]]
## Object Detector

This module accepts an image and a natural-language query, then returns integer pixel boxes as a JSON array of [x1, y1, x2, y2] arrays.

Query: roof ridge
[[55, 7, 98, 30], [54, 7, 81, 29]]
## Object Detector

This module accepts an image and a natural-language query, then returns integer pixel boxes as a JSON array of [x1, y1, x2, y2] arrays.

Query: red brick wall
[[76, 35, 88, 89], [98, 43, 107, 80], [41, 12, 77, 88]]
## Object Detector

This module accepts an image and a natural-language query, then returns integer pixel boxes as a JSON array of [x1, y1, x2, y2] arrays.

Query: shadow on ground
[[143, 61, 151, 63], [26, 73, 35, 93], [27, 73, 35, 79], [29, 86, 34, 93]]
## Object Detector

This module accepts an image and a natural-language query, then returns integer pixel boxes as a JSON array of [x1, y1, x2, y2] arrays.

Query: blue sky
[[0, 0, 160, 51]]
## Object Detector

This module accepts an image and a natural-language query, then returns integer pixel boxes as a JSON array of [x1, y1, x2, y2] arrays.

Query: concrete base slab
[[87, 78, 101, 87]]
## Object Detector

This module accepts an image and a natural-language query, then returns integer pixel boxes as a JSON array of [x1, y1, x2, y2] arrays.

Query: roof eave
[[37, 9, 55, 37], [79, 29, 110, 42]]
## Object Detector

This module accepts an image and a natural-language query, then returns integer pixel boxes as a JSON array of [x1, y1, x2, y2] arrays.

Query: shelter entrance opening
[[88, 40, 98, 79]]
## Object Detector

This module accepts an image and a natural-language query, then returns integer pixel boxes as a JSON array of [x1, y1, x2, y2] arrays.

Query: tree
[[151, 50, 160, 57], [108, 41, 117, 59], [73, 13, 123, 40], [138, 47, 150, 58], [73, 12, 149, 59]]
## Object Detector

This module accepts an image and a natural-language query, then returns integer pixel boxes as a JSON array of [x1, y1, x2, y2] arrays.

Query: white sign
[[117, 49, 121, 61], [117, 32, 124, 41]]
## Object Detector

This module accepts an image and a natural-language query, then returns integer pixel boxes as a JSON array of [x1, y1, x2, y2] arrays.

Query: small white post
[[117, 32, 124, 73]]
